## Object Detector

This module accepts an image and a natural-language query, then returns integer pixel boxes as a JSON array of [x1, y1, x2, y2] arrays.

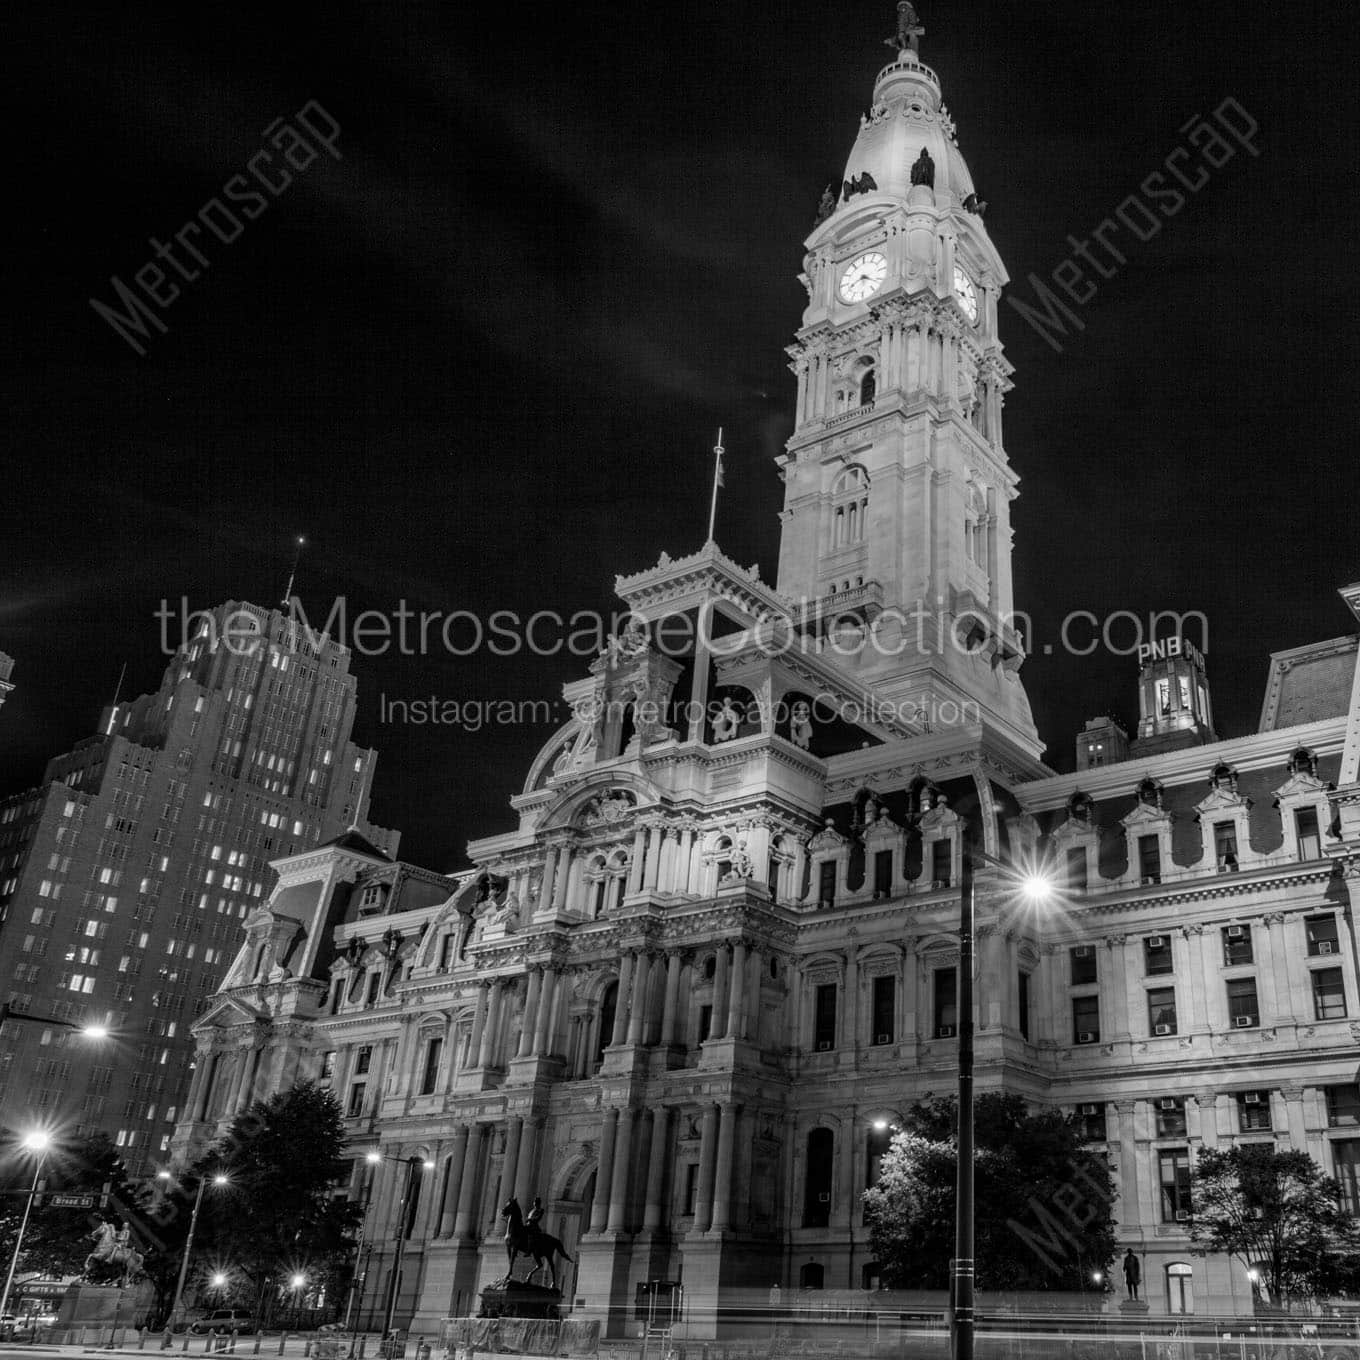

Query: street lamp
[[373, 1152, 434, 1342], [0, 1002, 113, 1040], [159, 1169, 230, 1329], [289, 1273, 307, 1329], [952, 839, 1055, 1360], [0, 1132, 53, 1322]]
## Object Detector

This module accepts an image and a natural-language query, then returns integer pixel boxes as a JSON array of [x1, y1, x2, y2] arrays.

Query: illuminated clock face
[[953, 264, 979, 323], [839, 252, 888, 304]]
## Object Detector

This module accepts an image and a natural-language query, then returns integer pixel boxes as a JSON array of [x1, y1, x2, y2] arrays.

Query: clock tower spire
[[776, 6, 1040, 756]]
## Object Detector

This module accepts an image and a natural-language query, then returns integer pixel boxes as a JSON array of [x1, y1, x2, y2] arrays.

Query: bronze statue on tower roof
[[886, 1, 924, 55]]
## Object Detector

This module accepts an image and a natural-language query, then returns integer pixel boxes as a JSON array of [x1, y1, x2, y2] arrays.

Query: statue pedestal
[[48, 1282, 153, 1343], [1119, 1298, 1151, 1315], [476, 1281, 561, 1320]]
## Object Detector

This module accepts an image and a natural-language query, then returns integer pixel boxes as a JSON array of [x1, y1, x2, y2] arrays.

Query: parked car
[[189, 1310, 257, 1335]]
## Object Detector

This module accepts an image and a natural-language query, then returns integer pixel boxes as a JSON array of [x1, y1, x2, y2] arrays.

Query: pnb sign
[[1137, 636, 1206, 670]]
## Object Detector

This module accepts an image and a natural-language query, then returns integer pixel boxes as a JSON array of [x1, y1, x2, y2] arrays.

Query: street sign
[[44, 1192, 97, 1209]]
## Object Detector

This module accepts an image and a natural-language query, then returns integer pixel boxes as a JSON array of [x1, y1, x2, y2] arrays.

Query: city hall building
[[170, 12, 1360, 1334]]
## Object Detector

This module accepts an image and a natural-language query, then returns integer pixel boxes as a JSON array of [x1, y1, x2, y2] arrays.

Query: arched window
[[865, 1123, 893, 1188], [1289, 747, 1317, 778], [859, 366, 876, 405], [831, 467, 869, 549], [804, 1128, 834, 1226], [594, 982, 618, 1069], [1166, 1262, 1194, 1314], [800, 1261, 825, 1290]]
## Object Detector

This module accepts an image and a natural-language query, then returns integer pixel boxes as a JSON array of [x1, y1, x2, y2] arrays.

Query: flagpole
[[707, 428, 724, 543]]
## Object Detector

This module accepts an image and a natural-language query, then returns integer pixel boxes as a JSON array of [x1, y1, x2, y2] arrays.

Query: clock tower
[[777, 10, 1040, 756]]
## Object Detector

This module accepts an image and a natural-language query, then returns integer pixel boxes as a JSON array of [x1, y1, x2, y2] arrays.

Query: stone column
[[744, 944, 763, 1042], [565, 854, 586, 916], [660, 952, 683, 1045], [1104, 935, 1131, 1041], [843, 949, 860, 1054], [627, 955, 652, 1046], [693, 1105, 719, 1233], [590, 1110, 618, 1233], [711, 1104, 739, 1231], [658, 831, 676, 892], [627, 827, 648, 894], [468, 981, 490, 1066], [551, 845, 573, 911], [643, 824, 664, 891], [537, 855, 556, 916], [514, 1120, 540, 1205], [533, 968, 559, 1055], [677, 825, 696, 893], [726, 941, 748, 1040], [710, 946, 730, 1040], [607, 1108, 636, 1231], [478, 981, 502, 1068], [517, 969, 542, 1059], [500, 1118, 524, 1230], [786, 963, 803, 1051], [439, 1126, 469, 1236], [1261, 912, 1288, 1025], [452, 1126, 483, 1239], [642, 1108, 671, 1231], [610, 952, 635, 1046]]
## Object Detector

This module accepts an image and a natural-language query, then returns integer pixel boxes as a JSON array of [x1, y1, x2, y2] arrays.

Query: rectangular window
[[1214, 821, 1239, 869], [871, 975, 894, 1045], [1313, 967, 1347, 1021], [346, 1083, 365, 1118], [1138, 835, 1161, 884], [1070, 945, 1097, 986], [438, 934, 456, 970], [1334, 1140, 1360, 1217], [1077, 1103, 1107, 1142], [1308, 914, 1340, 957], [684, 1162, 699, 1216], [1236, 1091, 1271, 1132], [1160, 1148, 1192, 1221], [873, 850, 893, 899], [1018, 971, 1032, 1040], [419, 1037, 443, 1095], [933, 967, 957, 1037], [931, 840, 952, 888], [1072, 994, 1099, 1044], [818, 861, 836, 908], [354, 1045, 372, 1076], [365, 972, 381, 1004], [319, 1051, 336, 1080], [698, 1003, 713, 1042], [1294, 806, 1322, 860], [1227, 977, 1259, 1028], [1327, 1085, 1360, 1128], [1148, 987, 1178, 1036], [1156, 1098, 1188, 1138], [1065, 848, 1088, 892], [1144, 935, 1174, 976], [1222, 925, 1253, 967], [814, 984, 837, 1050]]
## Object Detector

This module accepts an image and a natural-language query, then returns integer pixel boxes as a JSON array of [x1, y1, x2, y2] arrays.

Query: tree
[[194, 1084, 361, 1323], [0, 1133, 141, 1281], [862, 1093, 1116, 1292], [1189, 1145, 1360, 1308]]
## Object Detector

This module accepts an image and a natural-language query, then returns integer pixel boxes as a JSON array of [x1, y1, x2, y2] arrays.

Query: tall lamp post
[[952, 832, 1053, 1360], [374, 1151, 433, 1340], [0, 1132, 53, 1322], [158, 1169, 230, 1329]]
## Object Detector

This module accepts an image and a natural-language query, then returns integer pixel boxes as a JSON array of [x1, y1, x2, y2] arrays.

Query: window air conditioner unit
[[876, 1033, 891, 1045], [1318, 941, 1335, 955], [1244, 1092, 1262, 1105], [1141, 875, 1159, 886], [1080, 1103, 1101, 1116], [1235, 1015, 1255, 1028], [818, 1193, 831, 1203], [1155, 1024, 1174, 1036], [1077, 1031, 1096, 1044], [1174, 1209, 1189, 1223], [817, 1041, 832, 1051], [1227, 926, 1245, 940], [1074, 946, 1094, 958], [1147, 936, 1167, 949], [937, 1025, 955, 1038]]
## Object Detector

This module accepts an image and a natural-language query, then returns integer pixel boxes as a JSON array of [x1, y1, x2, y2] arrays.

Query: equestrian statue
[[499, 1197, 572, 1291], [84, 1219, 146, 1288]]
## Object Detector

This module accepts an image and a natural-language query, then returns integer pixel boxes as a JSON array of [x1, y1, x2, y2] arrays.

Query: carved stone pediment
[[1121, 802, 1170, 831], [1195, 786, 1250, 817], [808, 819, 849, 854], [1274, 771, 1327, 803]]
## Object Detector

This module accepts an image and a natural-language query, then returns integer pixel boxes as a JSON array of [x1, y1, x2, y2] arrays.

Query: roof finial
[[885, 1, 924, 55]]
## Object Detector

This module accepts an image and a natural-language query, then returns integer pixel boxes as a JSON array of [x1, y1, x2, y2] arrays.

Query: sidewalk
[[1, 1335, 393, 1359]]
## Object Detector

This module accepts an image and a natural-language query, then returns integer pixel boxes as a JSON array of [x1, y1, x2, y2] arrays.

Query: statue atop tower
[[885, 1, 925, 55]]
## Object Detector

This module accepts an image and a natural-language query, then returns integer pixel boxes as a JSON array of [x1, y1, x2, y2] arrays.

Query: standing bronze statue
[[886, 2, 925, 55], [1123, 1249, 1142, 1300]]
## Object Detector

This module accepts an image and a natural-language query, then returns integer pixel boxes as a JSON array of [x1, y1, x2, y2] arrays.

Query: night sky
[[5, 1, 1358, 873]]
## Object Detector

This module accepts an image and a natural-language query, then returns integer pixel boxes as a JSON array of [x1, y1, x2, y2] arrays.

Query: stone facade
[[169, 18, 1360, 1341]]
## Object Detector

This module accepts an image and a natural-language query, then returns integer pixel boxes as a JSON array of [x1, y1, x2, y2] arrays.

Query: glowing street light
[[161, 1169, 231, 1328], [0, 1132, 56, 1320]]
